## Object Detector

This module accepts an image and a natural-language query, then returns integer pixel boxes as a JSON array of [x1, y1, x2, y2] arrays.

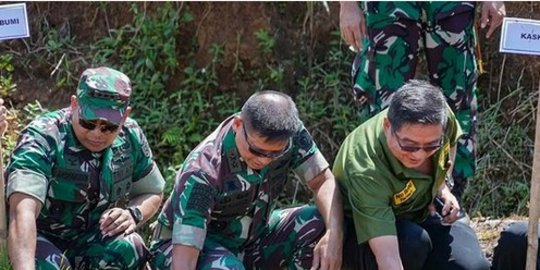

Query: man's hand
[[480, 1, 506, 38], [340, 2, 366, 52], [0, 98, 8, 135], [99, 207, 137, 237], [437, 187, 460, 224], [311, 230, 343, 270]]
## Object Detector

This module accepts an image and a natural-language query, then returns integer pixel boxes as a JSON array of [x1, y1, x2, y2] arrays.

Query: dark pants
[[343, 215, 489, 270], [492, 221, 540, 270]]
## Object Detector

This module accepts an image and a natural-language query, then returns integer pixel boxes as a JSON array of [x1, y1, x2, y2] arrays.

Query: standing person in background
[[6, 67, 165, 269], [339, 1, 506, 214]]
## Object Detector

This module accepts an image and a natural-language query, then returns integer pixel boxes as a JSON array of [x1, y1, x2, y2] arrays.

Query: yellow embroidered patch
[[438, 142, 450, 168], [393, 180, 416, 205]]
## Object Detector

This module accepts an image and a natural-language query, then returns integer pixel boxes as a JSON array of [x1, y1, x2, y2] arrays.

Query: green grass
[[465, 80, 536, 217], [0, 249, 11, 270]]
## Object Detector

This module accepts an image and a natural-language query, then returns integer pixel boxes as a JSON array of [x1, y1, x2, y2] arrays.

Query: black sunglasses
[[392, 128, 442, 153], [242, 125, 291, 159], [79, 118, 119, 133]]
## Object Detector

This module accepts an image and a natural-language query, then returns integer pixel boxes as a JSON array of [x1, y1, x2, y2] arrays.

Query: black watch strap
[[127, 206, 143, 225]]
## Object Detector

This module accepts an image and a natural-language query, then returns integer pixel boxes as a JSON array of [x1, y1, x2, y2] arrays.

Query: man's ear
[[120, 106, 132, 125], [124, 106, 132, 119], [383, 117, 391, 131], [232, 115, 242, 132]]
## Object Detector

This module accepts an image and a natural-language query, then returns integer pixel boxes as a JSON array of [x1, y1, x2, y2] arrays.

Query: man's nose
[[256, 155, 274, 165], [88, 127, 104, 136], [411, 149, 430, 159]]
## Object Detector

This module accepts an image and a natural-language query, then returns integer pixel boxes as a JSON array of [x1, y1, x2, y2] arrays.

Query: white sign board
[[0, 3, 29, 41], [500, 17, 540, 56]]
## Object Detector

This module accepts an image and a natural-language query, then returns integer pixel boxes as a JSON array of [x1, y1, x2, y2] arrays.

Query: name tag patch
[[393, 180, 416, 205]]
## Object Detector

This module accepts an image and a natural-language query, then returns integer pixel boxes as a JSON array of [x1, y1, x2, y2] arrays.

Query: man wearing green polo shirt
[[333, 80, 488, 270]]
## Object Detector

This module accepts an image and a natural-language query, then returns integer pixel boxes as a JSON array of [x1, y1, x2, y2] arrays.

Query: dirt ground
[[471, 216, 529, 261]]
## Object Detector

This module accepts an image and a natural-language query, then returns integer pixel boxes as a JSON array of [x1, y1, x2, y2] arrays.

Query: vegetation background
[[1, 1, 540, 266]]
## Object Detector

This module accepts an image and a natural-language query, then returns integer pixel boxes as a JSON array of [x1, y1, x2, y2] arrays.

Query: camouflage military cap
[[76, 67, 131, 125]]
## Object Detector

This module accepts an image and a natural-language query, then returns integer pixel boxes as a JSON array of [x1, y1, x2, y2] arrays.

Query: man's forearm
[[312, 169, 343, 237], [340, 1, 360, 10], [8, 193, 41, 270], [173, 244, 200, 270], [369, 235, 404, 270], [9, 218, 37, 270]]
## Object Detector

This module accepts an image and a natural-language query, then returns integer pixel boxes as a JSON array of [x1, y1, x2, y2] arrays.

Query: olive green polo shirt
[[333, 108, 461, 244]]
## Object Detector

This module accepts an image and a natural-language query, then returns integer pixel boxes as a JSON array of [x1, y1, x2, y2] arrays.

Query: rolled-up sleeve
[[291, 127, 329, 182], [6, 128, 53, 203], [130, 163, 165, 197], [171, 171, 217, 249]]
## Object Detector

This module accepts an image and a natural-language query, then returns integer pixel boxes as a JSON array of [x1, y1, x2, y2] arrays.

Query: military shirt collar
[[221, 115, 270, 179], [222, 123, 247, 174]]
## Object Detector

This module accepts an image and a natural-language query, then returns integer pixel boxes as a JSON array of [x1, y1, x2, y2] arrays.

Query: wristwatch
[[127, 206, 143, 225]]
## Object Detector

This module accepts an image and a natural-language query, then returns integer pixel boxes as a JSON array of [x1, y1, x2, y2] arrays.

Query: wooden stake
[[526, 78, 540, 270], [0, 136, 6, 251]]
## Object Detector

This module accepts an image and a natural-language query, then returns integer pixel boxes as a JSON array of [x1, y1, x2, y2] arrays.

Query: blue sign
[[0, 3, 29, 41], [500, 17, 540, 56]]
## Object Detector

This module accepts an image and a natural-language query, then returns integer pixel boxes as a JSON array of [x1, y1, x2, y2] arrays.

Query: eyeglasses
[[242, 124, 291, 159], [392, 128, 443, 153], [78, 118, 119, 133]]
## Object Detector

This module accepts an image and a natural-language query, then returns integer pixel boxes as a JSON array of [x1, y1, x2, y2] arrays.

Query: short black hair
[[241, 90, 300, 142], [388, 80, 448, 130]]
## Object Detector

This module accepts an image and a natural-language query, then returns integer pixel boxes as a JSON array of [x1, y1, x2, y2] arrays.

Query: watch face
[[129, 207, 143, 224]]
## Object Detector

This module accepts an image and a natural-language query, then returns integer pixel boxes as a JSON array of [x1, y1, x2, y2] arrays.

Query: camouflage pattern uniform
[[351, 2, 478, 198], [6, 67, 165, 270], [150, 115, 329, 270]]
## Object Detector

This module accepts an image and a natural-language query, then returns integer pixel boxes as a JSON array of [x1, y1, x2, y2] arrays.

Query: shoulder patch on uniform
[[294, 129, 313, 151], [186, 182, 215, 213], [142, 140, 151, 158]]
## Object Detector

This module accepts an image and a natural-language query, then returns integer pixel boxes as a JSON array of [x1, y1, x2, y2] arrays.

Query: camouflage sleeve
[[130, 162, 165, 197], [446, 106, 463, 146], [171, 170, 218, 250], [126, 119, 165, 197], [6, 126, 54, 203], [291, 126, 329, 182]]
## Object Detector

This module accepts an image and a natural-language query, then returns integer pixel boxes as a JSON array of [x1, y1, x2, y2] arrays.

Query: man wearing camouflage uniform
[[150, 91, 343, 270], [6, 67, 165, 269], [339, 1, 505, 203]]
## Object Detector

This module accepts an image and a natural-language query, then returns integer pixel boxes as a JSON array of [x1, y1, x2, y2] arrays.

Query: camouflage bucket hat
[[76, 67, 131, 125]]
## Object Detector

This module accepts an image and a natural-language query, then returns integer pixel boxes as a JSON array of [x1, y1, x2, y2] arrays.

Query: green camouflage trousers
[[150, 205, 325, 270], [35, 229, 149, 269], [352, 2, 478, 198]]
